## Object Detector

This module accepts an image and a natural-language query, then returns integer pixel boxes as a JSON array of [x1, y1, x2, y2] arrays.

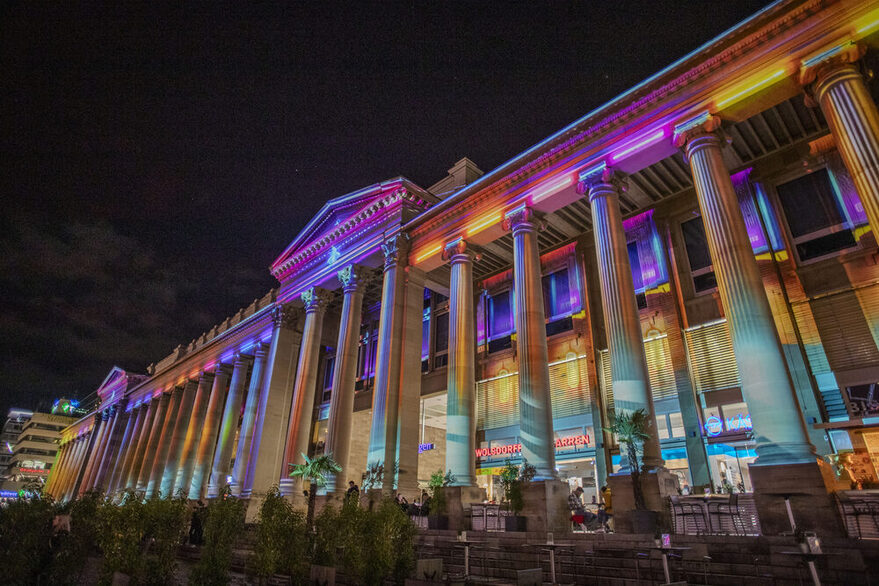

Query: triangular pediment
[[271, 177, 437, 281], [95, 366, 147, 403]]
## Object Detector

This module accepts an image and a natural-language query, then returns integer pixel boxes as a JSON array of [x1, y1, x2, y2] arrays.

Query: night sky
[[1, 1, 768, 415]]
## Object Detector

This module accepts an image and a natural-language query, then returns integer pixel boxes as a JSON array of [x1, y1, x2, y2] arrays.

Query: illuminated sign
[[704, 413, 752, 437], [418, 443, 435, 453], [475, 434, 590, 458], [17, 467, 48, 475]]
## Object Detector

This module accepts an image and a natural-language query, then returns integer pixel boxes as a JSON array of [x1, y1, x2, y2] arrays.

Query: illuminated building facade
[[2, 411, 77, 496], [48, 0, 879, 532]]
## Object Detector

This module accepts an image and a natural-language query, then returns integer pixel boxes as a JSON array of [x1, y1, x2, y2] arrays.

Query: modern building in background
[[0, 408, 34, 482], [1, 410, 77, 496], [46, 0, 879, 530]]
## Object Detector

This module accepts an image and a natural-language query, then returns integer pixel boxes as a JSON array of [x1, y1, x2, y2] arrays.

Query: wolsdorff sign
[[474, 434, 590, 458]]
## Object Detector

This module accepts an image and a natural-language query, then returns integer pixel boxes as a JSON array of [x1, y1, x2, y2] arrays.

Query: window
[[542, 269, 572, 319], [487, 290, 514, 339], [628, 242, 644, 292], [656, 416, 670, 440], [322, 356, 335, 402], [668, 412, 685, 438], [776, 169, 856, 261], [681, 217, 717, 293], [434, 311, 449, 354]]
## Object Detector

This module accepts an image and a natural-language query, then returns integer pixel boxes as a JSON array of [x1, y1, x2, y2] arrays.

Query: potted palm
[[427, 470, 455, 530], [288, 452, 342, 531], [606, 409, 657, 533], [499, 459, 535, 532]]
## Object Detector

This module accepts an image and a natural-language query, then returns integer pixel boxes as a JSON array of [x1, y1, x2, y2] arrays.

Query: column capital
[[441, 238, 480, 264], [248, 341, 269, 358], [502, 204, 544, 234], [799, 41, 866, 100], [578, 167, 627, 202], [337, 264, 371, 293], [271, 302, 301, 329], [673, 114, 728, 161], [213, 362, 232, 377], [300, 287, 332, 314], [381, 232, 410, 271]]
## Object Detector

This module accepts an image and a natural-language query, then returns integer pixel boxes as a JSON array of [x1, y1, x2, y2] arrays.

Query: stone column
[[396, 266, 426, 496], [367, 234, 410, 492], [160, 379, 198, 496], [279, 288, 331, 496], [231, 343, 269, 496], [125, 399, 158, 491], [47, 441, 72, 498], [801, 43, 879, 235], [503, 207, 558, 479], [190, 363, 231, 500], [62, 436, 88, 501], [208, 355, 252, 497], [581, 171, 663, 470], [325, 264, 368, 494], [145, 388, 182, 498], [137, 392, 170, 492], [112, 404, 146, 494], [675, 116, 816, 464], [82, 412, 110, 494], [242, 304, 303, 519], [173, 372, 214, 496], [92, 405, 124, 491], [443, 239, 478, 487]]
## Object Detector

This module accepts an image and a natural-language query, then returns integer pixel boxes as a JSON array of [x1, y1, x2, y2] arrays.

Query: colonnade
[[49, 46, 879, 505]]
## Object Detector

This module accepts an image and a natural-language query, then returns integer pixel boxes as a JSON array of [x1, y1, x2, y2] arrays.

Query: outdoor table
[[648, 545, 691, 584], [449, 538, 479, 579], [528, 540, 571, 585], [778, 550, 837, 586]]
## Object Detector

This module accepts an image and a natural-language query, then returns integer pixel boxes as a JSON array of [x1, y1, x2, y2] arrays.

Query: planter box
[[504, 515, 527, 532], [630, 509, 658, 534]]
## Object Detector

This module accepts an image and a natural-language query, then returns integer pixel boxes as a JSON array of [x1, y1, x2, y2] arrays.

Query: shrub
[[50, 490, 104, 584], [97, 490, 148, 584], [0, 495, 54, 584], [252, 486, 308, 584], [141, 493, 188, 585], [189, 487, 245, 586]]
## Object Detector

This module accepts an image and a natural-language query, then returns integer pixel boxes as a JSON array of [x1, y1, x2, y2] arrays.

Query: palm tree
[[606, 409, 650, 510], [288, 453, 342, 529]]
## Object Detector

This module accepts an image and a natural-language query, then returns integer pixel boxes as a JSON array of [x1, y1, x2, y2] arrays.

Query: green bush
[[251, 486, 308, 584], [0, 496, 54, 584], [189, 488, 245, 586], [97, 490, 148, 584], [50, 490, 104, 584], [141, 494, 188, 585]]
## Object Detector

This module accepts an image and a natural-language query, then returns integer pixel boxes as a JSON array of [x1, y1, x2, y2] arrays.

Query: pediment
[[271, 177, 436, 281], [95, 366, 146, 402]]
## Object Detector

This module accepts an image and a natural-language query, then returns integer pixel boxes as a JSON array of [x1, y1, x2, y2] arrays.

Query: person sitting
[[568, 486, 592, 532]]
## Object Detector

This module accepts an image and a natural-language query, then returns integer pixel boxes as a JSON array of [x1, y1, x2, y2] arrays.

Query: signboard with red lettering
[[474, 434, 590, 458]]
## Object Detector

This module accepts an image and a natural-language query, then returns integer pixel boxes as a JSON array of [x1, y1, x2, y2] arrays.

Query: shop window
[[681, 217, 716, 293], [668, 412, 685, 438], [776, 169, 856, 262], [656, 416, 670, 440], [421, 309, 430, 361], [542, 269, 572, 319], [322, 356, 335, 403]]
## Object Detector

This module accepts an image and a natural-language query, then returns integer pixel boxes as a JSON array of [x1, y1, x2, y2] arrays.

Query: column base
[[748, 459, 844, 537], [520, 479, 571, 534], [607, 467, 680, 534], [439, 486, 486, 531], [278, 477, 296, 497]]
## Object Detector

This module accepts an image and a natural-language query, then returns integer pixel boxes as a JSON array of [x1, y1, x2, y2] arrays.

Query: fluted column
[[396, 266, 426, 495], [78, 412, 108, 495], [93, 405, 124, 491], [325, 264, 368, 494], [85, 408, 114, 491], [62, 436, 88, 501], [581, 172, 663, 471], [443, 239, 478, 486], [160, 379, 198, 496], [173, 372, 214, 496], [801, 43, 879, 235], [137, 392, 170, 492], [367, 233, 410, 492], [241, 304, 303, 505], [189, 363, 231, 499], [503, 207, 559, 479], [112, 404, 146, 494], [145, 388, 182, 498], [47, 441, 72, 498], [279, 288, 331, 496], [231, 344, 269, 496], [208, 355, 251, 497], [675, 116, 816, 465], [125, 399, 158, 491]]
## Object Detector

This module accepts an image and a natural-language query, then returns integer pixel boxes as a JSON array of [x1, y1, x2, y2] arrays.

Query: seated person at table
[[568, 486, 596, 531]]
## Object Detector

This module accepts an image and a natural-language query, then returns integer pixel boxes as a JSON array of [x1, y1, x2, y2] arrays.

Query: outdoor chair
[[707, 493, 747, 535], [670, 496, 709, 534]]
